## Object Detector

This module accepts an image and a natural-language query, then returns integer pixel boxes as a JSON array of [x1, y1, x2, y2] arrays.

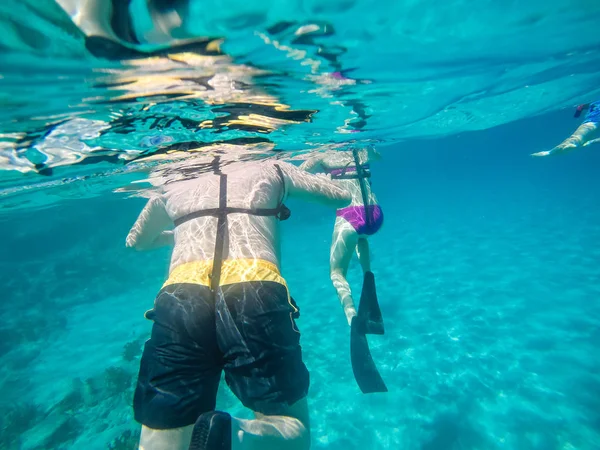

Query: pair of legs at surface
[[330, 216, 372, 325], [138, 398, 310, 450]]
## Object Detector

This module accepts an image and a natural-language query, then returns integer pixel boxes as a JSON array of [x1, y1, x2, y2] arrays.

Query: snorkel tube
[[351, 147, 372, 229], [574, 103, 590, 119]]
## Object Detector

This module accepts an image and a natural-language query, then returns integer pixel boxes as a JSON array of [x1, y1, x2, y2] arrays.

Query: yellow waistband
[[163, 258, 286, 289]]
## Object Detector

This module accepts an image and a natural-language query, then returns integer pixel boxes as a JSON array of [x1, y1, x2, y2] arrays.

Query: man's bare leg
[[532, 122, 599, 156], [138, 398, 309, 450], [356, 238, 371, 274], [330, 217, 359, 326], [139, 425, 193, 450]]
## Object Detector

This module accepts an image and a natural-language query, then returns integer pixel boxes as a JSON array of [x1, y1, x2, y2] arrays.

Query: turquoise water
[[2, 1, 600, 449], [2, 111, 600, 449]]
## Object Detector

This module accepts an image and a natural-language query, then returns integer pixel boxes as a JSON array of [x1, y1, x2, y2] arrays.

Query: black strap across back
[[350, 148, 373, 230], [174, 157, 290, 291], [327, 149, 373, 231]]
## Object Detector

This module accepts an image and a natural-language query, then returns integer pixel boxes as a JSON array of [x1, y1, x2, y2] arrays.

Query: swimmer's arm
[[298, 156, 325, 174], [126, 196, 174, 250], [278, 162, 351, 208]]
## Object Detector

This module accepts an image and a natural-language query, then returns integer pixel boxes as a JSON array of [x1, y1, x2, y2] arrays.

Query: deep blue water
[[2, 2, 600, 448], [1, 108, 599, 449]]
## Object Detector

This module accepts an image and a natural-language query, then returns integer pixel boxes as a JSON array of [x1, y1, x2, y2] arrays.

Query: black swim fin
[[351, 316, 388, 394], [350, 271, 387, 394], [189, 411, 231, 450], [355, 271, 384, 335]]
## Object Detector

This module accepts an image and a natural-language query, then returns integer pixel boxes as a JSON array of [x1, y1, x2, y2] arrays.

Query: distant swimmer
[[126, 154, 350, 450], [532, 101, 600, 157], [300, 146, 387, 394]]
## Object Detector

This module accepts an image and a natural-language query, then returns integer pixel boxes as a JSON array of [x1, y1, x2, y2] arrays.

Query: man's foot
[[189, 411, 232, 450]]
